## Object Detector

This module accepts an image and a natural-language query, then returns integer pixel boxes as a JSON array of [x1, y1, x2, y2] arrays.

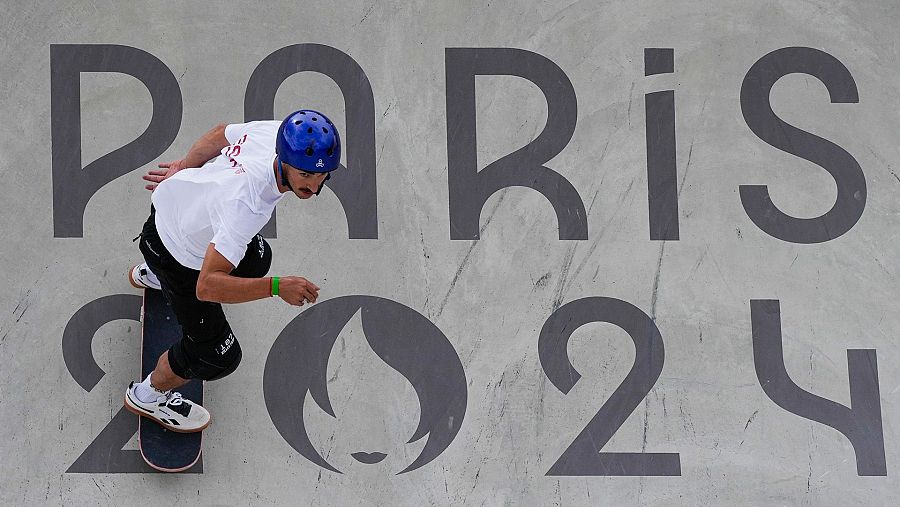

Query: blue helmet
[[276, 109, 341, 173]]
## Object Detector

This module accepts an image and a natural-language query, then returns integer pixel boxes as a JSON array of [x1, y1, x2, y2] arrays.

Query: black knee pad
[[203, 342, 242, 381], [168, 325, 243, 381]]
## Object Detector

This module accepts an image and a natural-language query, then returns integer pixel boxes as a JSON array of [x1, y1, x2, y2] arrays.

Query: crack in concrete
[[435, 191, 508, 319]]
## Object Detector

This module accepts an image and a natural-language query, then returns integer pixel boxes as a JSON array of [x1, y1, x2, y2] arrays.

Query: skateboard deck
[[138, 288, 204, 473]]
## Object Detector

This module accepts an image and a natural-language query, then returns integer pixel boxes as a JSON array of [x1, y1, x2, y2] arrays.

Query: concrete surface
[[1, 0, 899, 504]]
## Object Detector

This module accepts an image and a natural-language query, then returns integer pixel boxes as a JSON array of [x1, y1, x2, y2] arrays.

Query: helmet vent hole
[[305, 147, 314, 156], [307, 127, 313, 133], [294, 120, 301, 125], [327, 147, 334, 156], [312, 117, 318, 121], [299, 111, 306, 115], [323, 127, 328, 133]]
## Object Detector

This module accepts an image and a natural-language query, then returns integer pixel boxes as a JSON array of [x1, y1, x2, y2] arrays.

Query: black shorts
[[137, 206, 271, 380]]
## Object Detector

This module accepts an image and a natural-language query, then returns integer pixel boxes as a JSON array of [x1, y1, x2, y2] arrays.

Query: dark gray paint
[[644, 48, 674, 76], [63, 294, 187, 473], [750, 300, 885, 475], [644, 48, 679, 240], [538, 297, 681, 475], [263, 296, 466, 474], [245, 44, 378, 238], [66, 407, 161, 474], [50, 44, 181, 238], [445, 48, 587, 240], [740, 47, 865, 243], [645, 91, 678, 240], [62, 294, 142, 391], [351, 451, 388, 464]]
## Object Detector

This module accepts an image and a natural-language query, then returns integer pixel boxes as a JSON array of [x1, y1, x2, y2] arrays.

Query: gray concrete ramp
[[2, 0, 899, 504]]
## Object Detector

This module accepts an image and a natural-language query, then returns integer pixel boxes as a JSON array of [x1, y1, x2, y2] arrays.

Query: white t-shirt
[[151, 121, 286, 270]]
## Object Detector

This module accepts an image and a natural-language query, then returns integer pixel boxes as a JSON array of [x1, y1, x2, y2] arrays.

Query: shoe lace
[[166, 391, 184, 406]]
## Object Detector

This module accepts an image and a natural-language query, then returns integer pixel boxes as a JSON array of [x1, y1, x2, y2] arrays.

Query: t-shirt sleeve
[[208, 198, 269, 268], [225, 120, 282, 145], [224, 122, 254, 145]]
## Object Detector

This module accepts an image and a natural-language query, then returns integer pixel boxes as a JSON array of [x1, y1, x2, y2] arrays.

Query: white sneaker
[[124, 382, 211, 433], [129, 263, 161, 290]]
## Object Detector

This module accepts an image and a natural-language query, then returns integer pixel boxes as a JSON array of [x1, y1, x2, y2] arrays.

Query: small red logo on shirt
[[225, 134, 248, 172]]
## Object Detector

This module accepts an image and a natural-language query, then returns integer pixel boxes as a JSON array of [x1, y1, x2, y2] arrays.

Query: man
[[123, 110, 340, 432]]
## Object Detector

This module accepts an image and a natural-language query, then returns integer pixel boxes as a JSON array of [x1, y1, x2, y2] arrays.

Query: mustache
[[301, 181, 326, 195]]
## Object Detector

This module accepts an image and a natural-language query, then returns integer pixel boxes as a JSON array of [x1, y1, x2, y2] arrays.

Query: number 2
[[538, 297, 681, 476]]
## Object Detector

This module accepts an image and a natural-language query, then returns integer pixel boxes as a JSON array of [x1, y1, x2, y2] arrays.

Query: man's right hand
[[144, 123, 230, 191], [144, 160, 188, 191], [277, 276, 320, 307]]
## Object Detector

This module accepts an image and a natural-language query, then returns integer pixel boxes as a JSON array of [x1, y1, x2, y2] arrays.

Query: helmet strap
[[277, 158, 293, 190]]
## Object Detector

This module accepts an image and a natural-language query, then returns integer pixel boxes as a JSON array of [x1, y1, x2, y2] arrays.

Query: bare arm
[[144, 123, 230, 191], [181, 123, 230, 168], [196, 244, 320, 306]]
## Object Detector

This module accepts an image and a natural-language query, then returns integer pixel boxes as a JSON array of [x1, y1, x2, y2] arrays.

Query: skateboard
[[136, 287, 204, 473]]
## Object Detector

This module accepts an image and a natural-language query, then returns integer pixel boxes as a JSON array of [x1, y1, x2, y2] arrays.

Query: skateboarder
[[124, 110, 341, 432]]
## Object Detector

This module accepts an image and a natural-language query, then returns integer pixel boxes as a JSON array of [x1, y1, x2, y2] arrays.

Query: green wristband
[[271, 276, 280, 296]]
